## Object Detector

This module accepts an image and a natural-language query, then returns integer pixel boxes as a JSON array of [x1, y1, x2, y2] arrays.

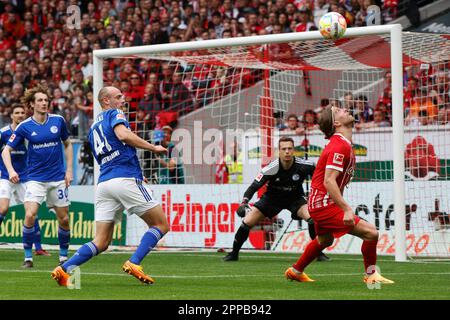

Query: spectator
[[157, 63, 172, 106], [295, 7, 315, 32], [313, 0, 330, 27], [224, 141, 243, 184], [10, 83, 24, 105], [156, 125, 185, 184], [134, 108, 152, 141], [50, 87, 65, 115], [302, 109, 319, 131], [274, 111, 287, 131], [221, 0, 240, 19], [314, 98, 329, 114], [169, 72, 194, 115], [354, 0, 376, 27], [433, 71, 449, 110], [151, 20, 169, 44], [211, 12, 224, 38], [356, 109, 391, 130], [354, 95, 374, 124], [343, 92, 355, 113], [329, 98, 342, 108], [437, 103, 450, 125], [138, 83, 163, 129], [79, 53, 93, 79], [74, 90, 93, 139], [59, 65, 72, 93], [372, 109, 391, 127], [285, 113, 305, 135], [70, 70, 89, 93], [406, 88, 438, 125]]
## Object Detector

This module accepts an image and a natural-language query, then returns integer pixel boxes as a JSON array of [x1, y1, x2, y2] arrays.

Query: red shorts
[[309, 204, 361, 238]]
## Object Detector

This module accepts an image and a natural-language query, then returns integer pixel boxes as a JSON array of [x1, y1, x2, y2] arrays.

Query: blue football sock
[[23, 225, 35, 260], [129, 227, 164, 265], [33, 216, 43, 251], [62, 242, 99, 272], [0, 214, 5, 226], [58, 227, 70, 258]]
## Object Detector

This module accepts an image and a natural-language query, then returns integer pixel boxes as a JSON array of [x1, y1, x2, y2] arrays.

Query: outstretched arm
[[114, 124, 167, 155]]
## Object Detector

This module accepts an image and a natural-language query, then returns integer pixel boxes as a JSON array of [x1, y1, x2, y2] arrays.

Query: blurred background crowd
[[0, 0, 447, 143]]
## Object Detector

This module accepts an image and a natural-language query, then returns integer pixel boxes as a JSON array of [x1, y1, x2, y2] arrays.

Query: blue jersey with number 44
[[88, 108, 143, 183], [7, 114, 69, 182]]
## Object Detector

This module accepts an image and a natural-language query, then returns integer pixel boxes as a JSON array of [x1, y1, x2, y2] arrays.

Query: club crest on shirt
[[292, 174, 300, 181], [333, 153, 344, 165], [50, 126, 58, 134]]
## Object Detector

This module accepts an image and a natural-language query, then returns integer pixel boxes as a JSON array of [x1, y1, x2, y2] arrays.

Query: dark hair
[[320, 98, 330, 107], [278, 136, 294, 147], [303, 109, 318, 124], [273, 111, 284, 118], [418, 110, 428, 117], [318, 106, 335, 139], [11, 103, 25, 113], [287, 113, 298, 121]]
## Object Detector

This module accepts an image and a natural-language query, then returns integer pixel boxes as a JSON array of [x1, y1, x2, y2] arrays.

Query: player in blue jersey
[[51, 86, 169, 286], [0, 104, 50, 258], [2, 85, 73, 268]]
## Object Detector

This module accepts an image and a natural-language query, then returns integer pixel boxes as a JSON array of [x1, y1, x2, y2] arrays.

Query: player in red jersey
[[285, 106, 394, 284]]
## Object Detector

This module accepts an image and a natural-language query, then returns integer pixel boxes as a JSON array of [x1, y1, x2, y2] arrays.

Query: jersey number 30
[[93, 125, 112, 156]]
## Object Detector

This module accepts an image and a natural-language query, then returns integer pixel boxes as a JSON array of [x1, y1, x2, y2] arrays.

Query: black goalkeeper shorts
[[253, 194, 308, 219]]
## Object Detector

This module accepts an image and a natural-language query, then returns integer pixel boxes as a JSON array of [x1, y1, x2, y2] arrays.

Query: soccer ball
[[319, 12, 347, 40]]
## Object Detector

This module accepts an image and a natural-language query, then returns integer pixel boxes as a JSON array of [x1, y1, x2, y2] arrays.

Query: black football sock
[[232, 222, 251, 255]]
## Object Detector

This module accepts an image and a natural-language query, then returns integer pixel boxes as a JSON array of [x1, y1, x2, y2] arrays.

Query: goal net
[[93, 26, 450, 260]]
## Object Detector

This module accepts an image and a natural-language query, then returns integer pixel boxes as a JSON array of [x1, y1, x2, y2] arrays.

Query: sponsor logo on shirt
[[50, 126, 58, 134], [333, 153, 344, 165], [32, 141, 59, 149], [31, 131, 38, 136]]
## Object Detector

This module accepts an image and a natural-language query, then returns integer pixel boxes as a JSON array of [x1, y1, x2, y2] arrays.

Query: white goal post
[[92, 24, 443, 262]]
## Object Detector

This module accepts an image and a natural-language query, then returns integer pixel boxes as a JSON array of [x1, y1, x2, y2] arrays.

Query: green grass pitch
[[1, 249, 449, 300]]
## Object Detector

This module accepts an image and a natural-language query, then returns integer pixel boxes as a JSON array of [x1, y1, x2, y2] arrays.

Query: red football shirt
[[308, 133, 355, 212]]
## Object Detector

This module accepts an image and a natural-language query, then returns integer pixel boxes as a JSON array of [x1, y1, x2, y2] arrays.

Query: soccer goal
[[93, 25, 450, 261]]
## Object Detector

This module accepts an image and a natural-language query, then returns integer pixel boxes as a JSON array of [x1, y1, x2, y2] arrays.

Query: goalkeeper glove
[[236, 198, 250, 218]]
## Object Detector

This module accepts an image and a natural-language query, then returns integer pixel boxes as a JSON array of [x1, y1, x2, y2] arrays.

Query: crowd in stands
[[276, 62, 450, 135], [0, 0, 448, 142]]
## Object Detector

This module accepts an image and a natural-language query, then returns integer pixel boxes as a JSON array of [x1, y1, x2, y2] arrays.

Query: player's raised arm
[[1, 145, 19, 184], [63, 138, 73, 187], [113, 124, 167, 155]]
